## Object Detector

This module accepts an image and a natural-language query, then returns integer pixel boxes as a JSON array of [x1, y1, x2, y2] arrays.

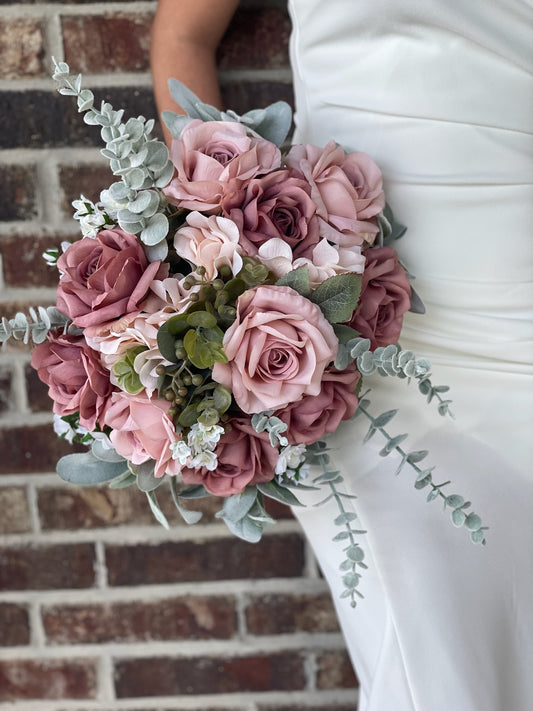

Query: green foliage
[[310, 273, 362, 324], [275, 266, 312, 297], [113, 345, 147, 394], [0, 307, 68, 346], [251, 412, 289, 447], [57, 451, 128, 486]]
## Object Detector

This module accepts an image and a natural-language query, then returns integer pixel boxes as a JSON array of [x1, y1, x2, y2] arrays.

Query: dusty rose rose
[[181, 417, 278, 496], [164, 119, 281, 212], [173, 212, 244, 279], [31, 332, 113, 431], [103, 391, 181, 478], [56, 227, 166, 329], [222, 169, 320, 258], [285, 140, 385, 248], [348, 246, 411, 349], [212, 285, 338, 413], [276, 364, 360, 445]]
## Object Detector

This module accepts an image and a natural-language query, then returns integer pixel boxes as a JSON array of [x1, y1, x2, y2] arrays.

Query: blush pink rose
[[181, 417, 278, 496], [56, 227, 166, 329], [163, 119, 281, 212], [348, 246, 411, 349], [212, 285, 338, 413], [31, 332, 114, 431], [221, 169, 320, 258], [103, 391, 181, 478], [285, 140, 385, 248], [275, 364, 360, 445], [173, 212, 244, 279]]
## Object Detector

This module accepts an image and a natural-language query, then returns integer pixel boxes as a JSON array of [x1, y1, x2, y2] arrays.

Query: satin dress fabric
[[287, 1, 533, 709]]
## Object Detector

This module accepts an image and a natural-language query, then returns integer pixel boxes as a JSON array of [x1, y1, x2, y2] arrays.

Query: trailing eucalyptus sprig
[[306, 442, 367, 607], [52, 59, 174, 261], [354, 396, 487, 544], [0, 307, 69, 346]]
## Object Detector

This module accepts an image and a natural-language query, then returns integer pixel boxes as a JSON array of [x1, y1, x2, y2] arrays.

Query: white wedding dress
[[287, 1, 533, 709]]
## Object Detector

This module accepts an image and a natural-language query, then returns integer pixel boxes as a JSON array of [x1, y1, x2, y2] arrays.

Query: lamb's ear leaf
[[57, 452, 128, 486]]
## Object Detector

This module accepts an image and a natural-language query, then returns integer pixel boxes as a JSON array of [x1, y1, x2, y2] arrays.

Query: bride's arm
[[150, 0, 239, 145]]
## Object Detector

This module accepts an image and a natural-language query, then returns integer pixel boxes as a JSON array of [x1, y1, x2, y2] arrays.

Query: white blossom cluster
[[275, 443, 310, 483], [170, 422, 225, 471]]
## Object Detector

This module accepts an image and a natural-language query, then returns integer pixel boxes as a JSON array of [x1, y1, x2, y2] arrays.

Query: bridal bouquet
[[0, 62, 486, 607]]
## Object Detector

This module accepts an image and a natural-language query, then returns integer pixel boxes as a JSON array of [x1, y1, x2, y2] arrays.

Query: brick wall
[[0, 1, 357, 709]]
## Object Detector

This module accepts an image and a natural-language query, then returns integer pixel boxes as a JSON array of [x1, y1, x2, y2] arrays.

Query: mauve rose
[[181, 417, 278, 496], [31, 332, 113, 431], [173, 212, 244, 279], [222, 169, 320, 258], [348, 246, 411, 349], [276, 364, 360, 445], [56, 227, 166, 329], [103, 391, 182, 478], [285, 140, 385, 248], [164, 119, 281, 212], [212, 285, 338, 413]]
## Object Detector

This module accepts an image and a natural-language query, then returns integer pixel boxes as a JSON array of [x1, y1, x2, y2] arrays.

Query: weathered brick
[[0, 543, 95, 591], [0, 365, 13, 415], [245, 592, 339, 635], [59, 164, 116, 216], [0, 659, 97, 700], [0, 603, 30, 646], [106, 533, 305, 587], [25, 362, 52, 412], [62, 14, 152, 74], [0, 18, 45, 79], [43, 595, 236, 644], [0, 487, 31, 534], [316, 650, 358, 690], [114, 652, 305, 697], [0, 165, 38, 222], [37, 485, 221, 530], [0, 234, 65, 289], [0, 88, 158, 150], [218, 7, 291, 70], [0, 423, 85, 475]]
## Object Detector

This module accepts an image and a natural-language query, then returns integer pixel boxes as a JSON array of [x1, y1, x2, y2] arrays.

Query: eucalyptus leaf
[[57, 452, 128, 486], [346, 545, 365, 563], [146, 490, 170, 530], [334, 512, 357, 525], [256, 481, 303, 507]]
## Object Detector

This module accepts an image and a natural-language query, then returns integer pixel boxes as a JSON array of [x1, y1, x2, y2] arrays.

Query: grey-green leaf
[[57, 452, 128, 486]]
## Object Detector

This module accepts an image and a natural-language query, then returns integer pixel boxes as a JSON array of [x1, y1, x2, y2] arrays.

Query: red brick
[[0, 165, 37, 222], [0, 543, 96, 591], [0, 423, 85, 475], [105, 533, 305, 587], [0, 365, 12, 415], [0, 234, 66, 289], [218, 8, 291, 70], [0, 18, 45, 80], [0, 659, 97, 700], [0, 603, 30, 646], [62, 13, 152, 74], [37, 485, 222, 530], [114, 652, 305, 697], [0, 487, 31, 534], [59, 164, 115, 218], [245, 592, 340, 635], [316, 650, 358, 690], [43, 595, 236, 644], [25, 362, 52, 412]]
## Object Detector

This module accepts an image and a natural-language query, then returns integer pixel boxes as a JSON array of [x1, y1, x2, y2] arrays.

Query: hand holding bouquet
[[0, 62, 486, 607]]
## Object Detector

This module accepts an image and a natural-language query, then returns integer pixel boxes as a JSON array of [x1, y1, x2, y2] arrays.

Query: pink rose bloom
[[212, 285, 338, 413], [276, 364, 361, 445], [181, 417, 278, 496], [163, 119, 281, 212], [31, 332, 113, 431], [348, 246, 411, 349], [222, 169, 320, 258], [173, 212, 244, 279], [56, 227, 166, 329], [103, 391, 181, 478], [285, 140, 385, 248]]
